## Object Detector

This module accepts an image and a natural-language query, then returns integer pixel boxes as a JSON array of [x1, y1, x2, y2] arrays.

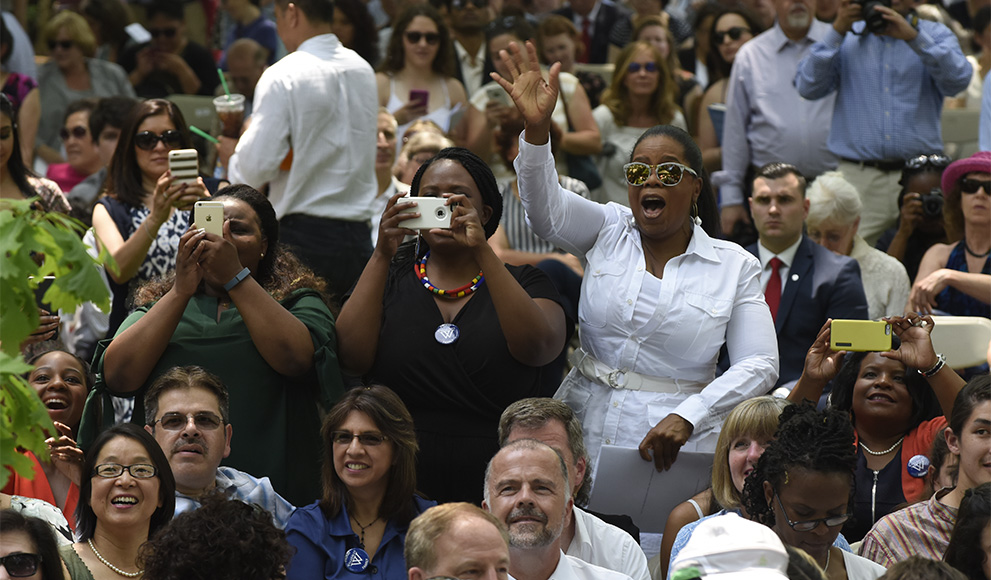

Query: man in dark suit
[[552, 0, 632, 64], [747, 162, 868, 387]]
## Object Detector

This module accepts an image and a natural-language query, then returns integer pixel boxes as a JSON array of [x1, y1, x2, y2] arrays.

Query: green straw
[[189, 125, 220, 144], [217, 68, 231, 100]]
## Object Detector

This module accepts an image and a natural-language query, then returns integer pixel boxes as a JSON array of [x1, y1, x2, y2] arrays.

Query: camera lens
[[861, 0, 889, 33]]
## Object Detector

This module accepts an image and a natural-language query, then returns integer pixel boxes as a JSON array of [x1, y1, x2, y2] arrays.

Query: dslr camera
[[919, 187, 944, 218], [861, 0, 891, 33]]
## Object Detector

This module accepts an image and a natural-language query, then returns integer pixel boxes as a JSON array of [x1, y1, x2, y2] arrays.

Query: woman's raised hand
[[375, 191, 420, 259], [196, 220, 247, 288], [432, 193, 487, 250], [173, 227, 207, 298], [151, 172, 209, 226], [490, 40, 560, 129], [882, 314, 938, 370], [47, 421, 84, 486], [802, 319, 846, 382]]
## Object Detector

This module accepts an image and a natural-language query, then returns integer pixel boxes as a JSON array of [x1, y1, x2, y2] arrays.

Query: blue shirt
[[174, 466, 296, 529], [795, 20, 971, 161], [285, 495, 435, 580]]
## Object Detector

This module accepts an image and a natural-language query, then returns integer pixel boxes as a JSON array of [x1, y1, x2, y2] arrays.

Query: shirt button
[[369, 566, 378, 574], [637, 266, 643, 271], [605, 438, 611, 444], [627, 299, 633, 305], [613, 401, 619, 407]]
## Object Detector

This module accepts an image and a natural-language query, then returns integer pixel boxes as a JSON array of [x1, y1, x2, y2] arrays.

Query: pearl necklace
[[860, 436, 905, 456], [87, 538, 142, 578]]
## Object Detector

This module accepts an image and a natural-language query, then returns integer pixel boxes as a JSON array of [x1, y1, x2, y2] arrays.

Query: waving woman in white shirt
[[492, 41, 778, 483]]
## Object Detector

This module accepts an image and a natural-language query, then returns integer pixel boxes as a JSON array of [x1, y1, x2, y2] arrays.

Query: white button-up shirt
[[568, 507, 650, 580]]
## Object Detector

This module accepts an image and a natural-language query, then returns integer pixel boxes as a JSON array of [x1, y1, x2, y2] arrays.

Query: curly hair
[[740, 403, 856, 528], [600, 41, 679, 129], [139, 492, 294, 580], [379, 4, 454, 76], [829, 352, 942, 432], [943, 483, 991, 580]]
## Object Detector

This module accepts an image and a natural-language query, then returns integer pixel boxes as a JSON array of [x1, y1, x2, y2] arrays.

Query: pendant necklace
[[344, 514, 379, 573], [415, 251, 484, 345]]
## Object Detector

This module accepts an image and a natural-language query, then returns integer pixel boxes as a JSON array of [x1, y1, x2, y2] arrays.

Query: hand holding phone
[[409, 89, 429, 110], [194, 201, 225, 236], [396, 197, 452, 229], [830, 320, 892, 352], [168, 149, 199, 185]]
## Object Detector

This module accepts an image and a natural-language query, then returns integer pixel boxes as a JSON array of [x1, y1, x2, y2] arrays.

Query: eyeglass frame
[[774, 494, 852, 532], [151, 411, 226, 431], [714, 26, 751, 45], [627, 61, 659, 74], [0, 553, 43, 578], [960, 178, 991, 194], [93, 462, 159, 479], [450, 0, 488, 9], [330, 431, 389, 446], [133, 130, 184, 151], [622, 161, 699, 187], [404, 31, 441, 46], [60, 125, 90, 142], [47, 39, 74, 51]]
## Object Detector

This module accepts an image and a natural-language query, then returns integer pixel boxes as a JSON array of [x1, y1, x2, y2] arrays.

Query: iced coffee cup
[[213, 94, 245, 139]]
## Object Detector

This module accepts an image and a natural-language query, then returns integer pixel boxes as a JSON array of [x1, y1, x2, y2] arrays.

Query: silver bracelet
[[921, 353, 946, 378]]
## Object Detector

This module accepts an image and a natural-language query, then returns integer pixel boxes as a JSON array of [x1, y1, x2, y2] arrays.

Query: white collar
[[757, 236, 802, 269]]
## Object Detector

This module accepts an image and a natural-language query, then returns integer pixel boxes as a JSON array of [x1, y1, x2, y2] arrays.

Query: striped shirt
[[858, 489, 957, 567], [502, 174, 590, 255]]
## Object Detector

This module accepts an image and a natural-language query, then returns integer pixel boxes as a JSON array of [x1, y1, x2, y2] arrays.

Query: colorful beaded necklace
[[415, 251, 484, 298]]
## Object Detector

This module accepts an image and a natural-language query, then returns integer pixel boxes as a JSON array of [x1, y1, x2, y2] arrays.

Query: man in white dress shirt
[[499, 398, 650, 580], [483, 440, 634, 580], [226, 0, 378, 298]]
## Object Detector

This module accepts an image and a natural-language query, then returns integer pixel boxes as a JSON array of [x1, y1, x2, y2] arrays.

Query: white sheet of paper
[[587, 445, 714, 533]]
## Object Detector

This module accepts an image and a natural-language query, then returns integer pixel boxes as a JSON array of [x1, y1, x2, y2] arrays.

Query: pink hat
[[941, 151, 991, 193]]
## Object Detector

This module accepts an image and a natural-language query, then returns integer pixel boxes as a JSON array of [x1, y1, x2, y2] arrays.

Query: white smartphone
[[397, 197, 452, 229], [194, 201, 224, 236], [486, 85, 511, 107], [168, 149, 199, 185]]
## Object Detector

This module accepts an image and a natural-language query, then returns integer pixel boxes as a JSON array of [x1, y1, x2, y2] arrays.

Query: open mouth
[[346, 463, 369, 470], [641, 196, 666, 219], [44, 397, 69, 410], [867, 392, 895, 403], [111, 496, 138, 506]]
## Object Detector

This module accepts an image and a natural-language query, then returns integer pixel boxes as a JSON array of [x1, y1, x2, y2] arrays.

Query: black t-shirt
[[120, 40, 219, 98]]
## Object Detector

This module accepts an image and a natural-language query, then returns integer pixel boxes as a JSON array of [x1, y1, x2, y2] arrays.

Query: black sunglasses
[[149, 27, 177, 38], [60, 126, 89, 141], [627, 61, 658, 73], [47, 39, 74, 51], [134, 130, 183, 150], [904, 154, 951, 169], [714, 26, 750, 45], [405, 31, 441, 45], [451, 0, 488, 9], [0, 553, 43, 578], [961, 178, 991, 194]]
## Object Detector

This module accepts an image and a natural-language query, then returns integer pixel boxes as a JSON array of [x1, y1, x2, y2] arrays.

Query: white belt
[[570, 348, 681, 393]]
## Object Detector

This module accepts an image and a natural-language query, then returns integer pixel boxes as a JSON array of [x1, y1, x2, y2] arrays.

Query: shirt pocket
[[579, 261, 626, 328], [663, 291, 732, 361]]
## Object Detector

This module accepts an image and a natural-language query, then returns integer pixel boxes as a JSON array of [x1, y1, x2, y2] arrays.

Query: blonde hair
[[600, 41, 679, 127], [806, 171, 863, 228], [44, 11, 98, 58], [632, 15, 682, 76], [405, 503, 509, 571], [712, 396, 791, 509]]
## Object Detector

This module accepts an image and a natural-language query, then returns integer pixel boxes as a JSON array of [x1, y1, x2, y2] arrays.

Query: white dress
[[514, 136, 778, 483]]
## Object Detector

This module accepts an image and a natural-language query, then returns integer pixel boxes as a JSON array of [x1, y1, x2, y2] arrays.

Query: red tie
[[765, 257, 783, 321], [579, 18, 591, 63]]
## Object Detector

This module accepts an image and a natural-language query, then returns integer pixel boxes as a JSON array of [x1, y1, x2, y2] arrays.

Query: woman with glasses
[[60, 423, 175, 580], [909, 150, 991, 319], [88, 184, 342, 508], [592, 41, 687, 206], [741, 404, 886, 579], [36, 11, 133, 167], [90, 99, 208, 337], [284, 386, 434, 580], [377, 4, 467, 153], [0, 510, 66, 580], [787, 315, 966, 541], [497, 42, 777, 484]]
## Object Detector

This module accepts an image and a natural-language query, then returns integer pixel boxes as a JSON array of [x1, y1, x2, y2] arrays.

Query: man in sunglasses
[[44, 98, 103, 193], [714, 0, 838, 241], [119, 1, 220, 97], [795, 0, 971, 245], [228, 0, 378, 300], [446, 0, 495, 98], [144, 366, 295, 528]]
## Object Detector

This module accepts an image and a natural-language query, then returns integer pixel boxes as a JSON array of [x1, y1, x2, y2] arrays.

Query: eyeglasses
[[714, 26, 751, 44], [774, 495, 852, 532], [149, 27, 177, 38], [627, 61, 658, 73], [623, 162, 698, 187], [960, 178, 991, 194], [93, 463, 158, 479], [0, 553, 43, 578], [330, 431, 388, 446], [405, 31, 441, 45], [904, 154, 951, 169], [153, 412, 225, 431], [134, 130, 183, 151], [451, 0, 488, 9], [486, 15, 523, 33], [60, 125, 89, 142], [47, 39, 74, 51]]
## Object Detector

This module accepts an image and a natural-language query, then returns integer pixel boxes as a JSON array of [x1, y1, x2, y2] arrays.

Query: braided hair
[[741, 403, 856, 528]]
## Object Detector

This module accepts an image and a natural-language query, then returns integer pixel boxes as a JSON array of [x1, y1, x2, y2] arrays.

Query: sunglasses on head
[[149, 27, 178, 38], [961, 178, 991, 194], [623, 161, 698, 187], [714, 26, 750, 45], [627, 61, 658, 73], [451, 0, 488, 9], [60, 126, 89, 141], [905, 154, 951, 169], [405, 31, 441, 45], [0, 553, 42, 578], [134, 130, 183, 150], [47, 39, 74, 51]]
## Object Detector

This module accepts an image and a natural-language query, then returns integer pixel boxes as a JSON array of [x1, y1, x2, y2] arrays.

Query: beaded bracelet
[[921, 353, 946, 378]]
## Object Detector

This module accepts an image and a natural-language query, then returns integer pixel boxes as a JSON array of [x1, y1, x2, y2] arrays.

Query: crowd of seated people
[[2, 0, 989, 578]]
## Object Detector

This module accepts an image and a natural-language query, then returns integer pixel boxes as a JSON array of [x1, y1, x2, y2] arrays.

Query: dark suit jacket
[[553, 0, 632, 64], [746, 236, 869, 386]]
